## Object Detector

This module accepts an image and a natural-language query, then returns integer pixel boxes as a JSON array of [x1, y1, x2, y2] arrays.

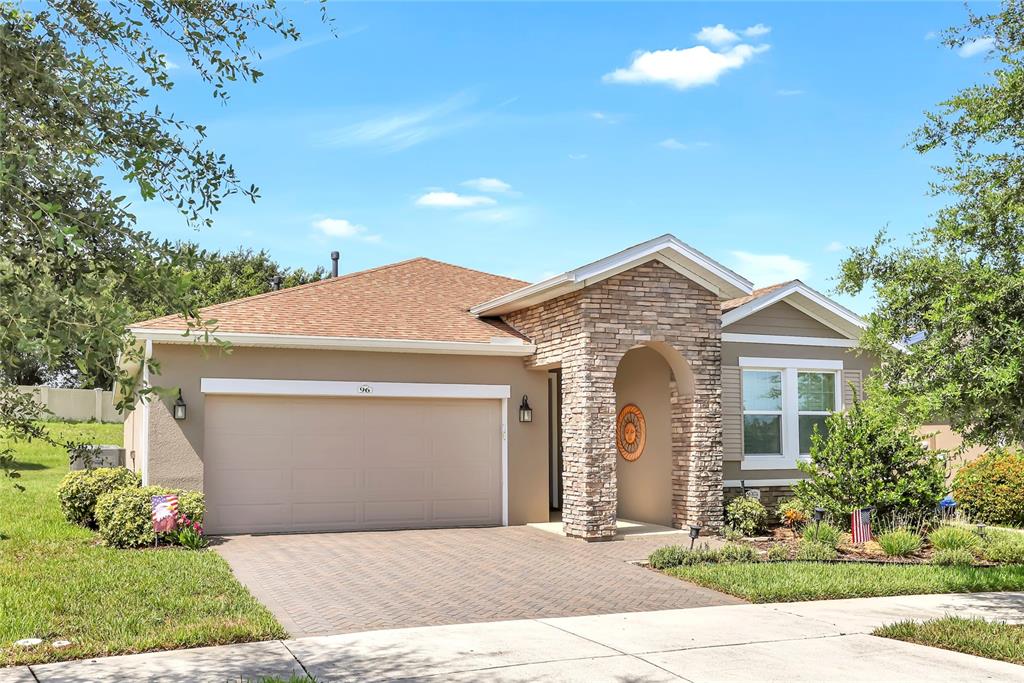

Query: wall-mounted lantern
[[173, 389, 187, 421], [518, 395, 533, 423]]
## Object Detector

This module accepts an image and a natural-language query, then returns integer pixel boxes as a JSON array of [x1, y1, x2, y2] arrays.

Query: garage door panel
[[431, 466, 492, 497], [203, 394, 503, 534], [207, 468, 290, 505], [364, 468, 428, 498], [364, 500, 428, 525], [205, 430, 289, 469], [292, 501, 360, 526], [205, 398, 295, 435], [432, 499, 494, 522], [291, 468, 360, 502]]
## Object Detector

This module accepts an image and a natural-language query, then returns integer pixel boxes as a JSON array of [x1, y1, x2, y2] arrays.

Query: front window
[[797, 371, 836, 454], [742, 370, 783, 455], [740, 361, 841, 464]]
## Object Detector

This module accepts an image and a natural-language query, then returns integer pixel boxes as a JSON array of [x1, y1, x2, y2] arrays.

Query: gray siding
[[842, 369, 863, 406], [725, 301, 845, 338]]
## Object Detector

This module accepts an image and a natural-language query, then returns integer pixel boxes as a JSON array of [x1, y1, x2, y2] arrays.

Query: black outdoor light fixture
[[173, 389, 187, 421], [519, 395, 533, 423], [813, 507, 826, 542], [689, 524, 702, 550]]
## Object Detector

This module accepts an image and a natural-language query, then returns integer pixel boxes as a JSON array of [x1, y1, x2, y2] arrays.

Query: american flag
[[851, 507, 873, 544], [152, 494, 179, 533]]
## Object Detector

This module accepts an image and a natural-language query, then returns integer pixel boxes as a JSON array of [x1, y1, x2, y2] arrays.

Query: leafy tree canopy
[[0, 0, 327, 484], [839, 2, 1024, 447]]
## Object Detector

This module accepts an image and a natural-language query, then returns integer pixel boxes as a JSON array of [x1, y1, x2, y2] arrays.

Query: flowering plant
[[173, 513, 208, 549]]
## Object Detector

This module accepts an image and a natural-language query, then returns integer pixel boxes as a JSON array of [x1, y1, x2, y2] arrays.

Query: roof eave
[[128, 328, 537, 357]]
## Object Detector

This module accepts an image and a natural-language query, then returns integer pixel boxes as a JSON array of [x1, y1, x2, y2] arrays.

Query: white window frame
[[739, 358, 843, 470]]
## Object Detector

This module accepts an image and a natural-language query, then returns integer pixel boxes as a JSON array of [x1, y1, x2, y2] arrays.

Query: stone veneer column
[[502, 260, 724, 540]]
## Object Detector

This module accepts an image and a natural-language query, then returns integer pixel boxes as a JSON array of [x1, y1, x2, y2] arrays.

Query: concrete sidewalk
[[5, 592, 1024, 682]]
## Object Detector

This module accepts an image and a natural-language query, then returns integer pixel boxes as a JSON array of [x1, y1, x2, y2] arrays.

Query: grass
[[0, 422, 285, 667], [875, 617, 1024, 665], [667, 561, 1024, 603]]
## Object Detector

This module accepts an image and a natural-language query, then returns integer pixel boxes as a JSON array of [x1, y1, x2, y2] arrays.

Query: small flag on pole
[[851, 507, 873, 544], [152, 494, 179, 533]]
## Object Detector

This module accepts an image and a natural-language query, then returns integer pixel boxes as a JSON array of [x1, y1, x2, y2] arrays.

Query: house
[[123, 234, 875, 541]]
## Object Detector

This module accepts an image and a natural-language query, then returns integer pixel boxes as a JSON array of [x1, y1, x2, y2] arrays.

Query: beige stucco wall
[[614, 347, 673, 526], [920, 423, 990, 480], [137, 343, 551, 525]]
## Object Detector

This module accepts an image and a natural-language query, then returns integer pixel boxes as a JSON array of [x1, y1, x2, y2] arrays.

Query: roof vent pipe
[[330, 251, 340, 278]]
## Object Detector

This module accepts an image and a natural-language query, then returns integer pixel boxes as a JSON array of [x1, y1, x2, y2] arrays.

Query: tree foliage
[[0, 1, 326, 484], [794, 383, 946, 518], [838, 2, 1024, 447]]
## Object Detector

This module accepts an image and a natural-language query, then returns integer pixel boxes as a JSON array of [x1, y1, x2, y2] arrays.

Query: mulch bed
[[739, 526, 997, 566]]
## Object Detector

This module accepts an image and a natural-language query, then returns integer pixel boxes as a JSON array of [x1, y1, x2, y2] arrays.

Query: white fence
[[16, 386, 122, 423]]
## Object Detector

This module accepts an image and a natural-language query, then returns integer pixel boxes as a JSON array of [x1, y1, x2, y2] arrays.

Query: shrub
[[95, 486, 205, 549], [793, 386, 945, 519], [877, 528, 923, 557], [725, 496, 768, 537], [802, 520, 843, 549], [981, 532, 1024, 564], [929, 525, 981, 552], [718, 543, 759, 563], [723, 526, 743, 542], [767, 543, 790, 561], [648, 543, 757, 569], [952, 449, 1024, 527], [57, 467, 140, 527], [796, 541, 838, 561], [778, 499, 810, 528], [931, 548, 976, 567]]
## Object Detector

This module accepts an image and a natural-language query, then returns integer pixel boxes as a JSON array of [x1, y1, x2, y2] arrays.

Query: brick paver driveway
[[215, 526, 741, 637]]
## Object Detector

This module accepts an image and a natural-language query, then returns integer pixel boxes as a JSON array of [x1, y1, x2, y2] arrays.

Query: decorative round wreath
[[616, 404, 646, 462]]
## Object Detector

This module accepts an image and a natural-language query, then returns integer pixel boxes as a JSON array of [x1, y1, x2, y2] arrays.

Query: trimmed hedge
[[57, 467, 140, 527], [95, 486, 205, 548], [952, 449, 1024, 527], [725, 496, 768, 536]]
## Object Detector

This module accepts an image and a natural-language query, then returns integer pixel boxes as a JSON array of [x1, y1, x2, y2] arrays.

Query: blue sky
[[128, 2, 995, 313]]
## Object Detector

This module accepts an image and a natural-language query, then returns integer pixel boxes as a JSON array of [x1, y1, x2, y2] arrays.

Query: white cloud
[[590, 111, 622, 124], [462, 177, 512, 194], [924, 31, 937, 41], [730, 251, 810, 287], [312, 218, 381, 243], [695, 24, 740, 46], [658, 138, 710, 151], [743, 24, 772, 38], [958, 37, 994, 58], [568, 153, 588, 160], [415, 191, 496, 208], [321, 93, 477, 152], [825, 241, 845, 253], [776, 89, 804, 96], [604, 43, 770, 91]]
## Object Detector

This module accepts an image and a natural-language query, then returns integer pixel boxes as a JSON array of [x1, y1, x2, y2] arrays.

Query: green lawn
[[0, 422, 285, 667], [875, 617, 1024, 665], [668, 561, 1024, 603]]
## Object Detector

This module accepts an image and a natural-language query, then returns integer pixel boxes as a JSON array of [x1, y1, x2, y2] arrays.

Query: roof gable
[[470, 234, 753, 316], [721, 280, 866, 339]]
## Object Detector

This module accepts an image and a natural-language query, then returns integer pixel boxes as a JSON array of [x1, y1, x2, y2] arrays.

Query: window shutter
[[842, 369, 863, 407], [722, 366, 743, 460]]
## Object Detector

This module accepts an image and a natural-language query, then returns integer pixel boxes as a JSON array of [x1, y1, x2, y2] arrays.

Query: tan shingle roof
[[721, 281, 793, 312], [133, 258, 528, 344]]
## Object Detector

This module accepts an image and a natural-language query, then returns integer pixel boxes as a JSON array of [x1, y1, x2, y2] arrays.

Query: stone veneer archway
[[501, 260, 725, 541]]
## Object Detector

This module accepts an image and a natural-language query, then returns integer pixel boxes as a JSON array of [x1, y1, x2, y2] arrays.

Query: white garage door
[[202, 394, 504, 534]]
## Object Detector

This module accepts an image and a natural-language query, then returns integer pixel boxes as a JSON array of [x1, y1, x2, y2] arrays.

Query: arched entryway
[[614, 343, 693, 526]]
